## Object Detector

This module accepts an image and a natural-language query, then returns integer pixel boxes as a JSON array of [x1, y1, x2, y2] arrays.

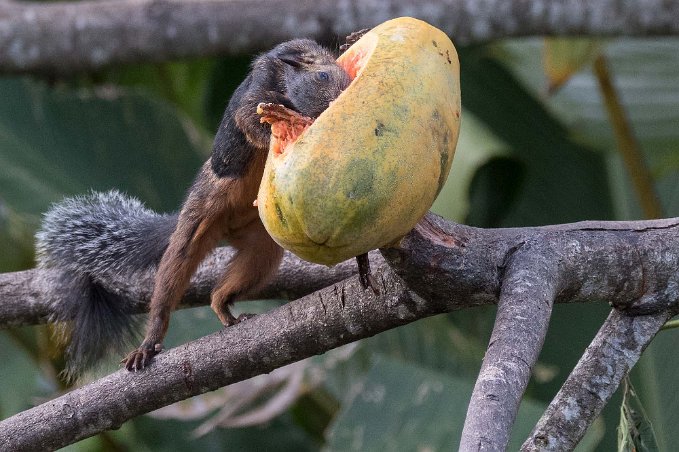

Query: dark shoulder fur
[[210, 39, 349, 179]]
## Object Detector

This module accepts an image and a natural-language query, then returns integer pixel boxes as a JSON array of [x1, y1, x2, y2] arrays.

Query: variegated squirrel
[[36, 38, 371, 378]]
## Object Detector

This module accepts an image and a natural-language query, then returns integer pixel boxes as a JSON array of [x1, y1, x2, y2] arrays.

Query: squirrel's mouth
[[257, 32, 377, 157]]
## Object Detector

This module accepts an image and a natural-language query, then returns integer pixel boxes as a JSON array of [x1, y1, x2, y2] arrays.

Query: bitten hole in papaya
[[259, 33, 378, 157], [337, 32, 377, 80]]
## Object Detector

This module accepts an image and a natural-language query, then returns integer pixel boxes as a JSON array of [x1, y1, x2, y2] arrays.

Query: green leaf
[[632, 328, 679, 451], [494, 38, 679, 448], [446, 50, 619, 446], [325, 357, 547, 451], [203, 57, 252, 131], [71, 412, 317, 452], [97, 59, 217, 131], [618, 377, 659, 452], [431, 111, 512, 223], [0, 328, 54, 419], [543, 38, 601, 94], [459, 46, 614, 226], [96, 56, 252, 133], [321, 314, 493, 405], [0, 77, 207, 217], [0, 200, 35, 271], [0, 76, 209, 272], [500, 38, 679, 218], [465, 156, 525, 227]]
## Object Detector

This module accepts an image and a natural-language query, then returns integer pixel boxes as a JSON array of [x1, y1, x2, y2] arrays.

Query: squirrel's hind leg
[[124, 185, 227, 371], [210, 220, 284, 326]]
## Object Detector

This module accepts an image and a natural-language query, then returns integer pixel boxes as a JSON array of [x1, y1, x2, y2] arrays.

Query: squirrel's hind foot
[[122, 342, 162, 372]]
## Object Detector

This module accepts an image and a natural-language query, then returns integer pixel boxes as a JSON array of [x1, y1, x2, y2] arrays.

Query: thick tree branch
[[521, 309, 673, 451], [0, 266, 429, 451], [386, 214, 679, 449], [459, 243, 559, 451], [2, 213, 679, 449], [0, 248, 379, 328], [384, 215, 679, 312], [1, 0, 679, 75]]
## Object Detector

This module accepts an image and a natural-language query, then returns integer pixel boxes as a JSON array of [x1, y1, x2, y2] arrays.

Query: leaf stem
[[593, 54, 664, 219], [660, 318, 679, 331]]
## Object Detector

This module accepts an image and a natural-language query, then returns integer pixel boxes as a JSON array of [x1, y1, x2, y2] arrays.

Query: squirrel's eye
[[316, 71, 330, 82]]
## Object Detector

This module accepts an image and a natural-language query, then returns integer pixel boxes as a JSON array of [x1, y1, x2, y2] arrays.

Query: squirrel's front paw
[[122, 342, 162, 372]]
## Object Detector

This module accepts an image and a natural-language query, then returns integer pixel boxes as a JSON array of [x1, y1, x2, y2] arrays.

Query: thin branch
[[660, 318, 679, 330], [459, 243, 559, 450], [521, 309, 673, 451], [1, 0, 679, 75]]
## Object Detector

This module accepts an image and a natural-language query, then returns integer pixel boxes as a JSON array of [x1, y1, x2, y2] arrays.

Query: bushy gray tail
[[36, 190, 178, 378]]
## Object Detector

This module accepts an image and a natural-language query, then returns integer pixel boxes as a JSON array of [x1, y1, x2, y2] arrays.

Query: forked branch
[[1, 213, 679, 449], [522, 309, 673, 451]]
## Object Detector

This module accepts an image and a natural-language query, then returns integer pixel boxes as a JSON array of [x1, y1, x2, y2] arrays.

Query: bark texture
[[2, 213, 679, 449], [3, 0, 679, 447], [0, 249, 379, 328], [0, 0, 679, 74], [522, 310, 673, 451]]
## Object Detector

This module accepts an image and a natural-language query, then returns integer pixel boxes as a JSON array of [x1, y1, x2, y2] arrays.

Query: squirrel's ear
[[278, 50, 314, 68]]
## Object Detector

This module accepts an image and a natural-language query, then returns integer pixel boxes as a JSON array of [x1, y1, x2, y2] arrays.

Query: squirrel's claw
[[122, 343, 162, 372], [340, 28, 371, 52], [236, 313, 257, 323]]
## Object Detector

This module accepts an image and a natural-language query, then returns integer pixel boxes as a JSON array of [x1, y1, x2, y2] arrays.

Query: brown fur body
[[124, 39, 350, 370]]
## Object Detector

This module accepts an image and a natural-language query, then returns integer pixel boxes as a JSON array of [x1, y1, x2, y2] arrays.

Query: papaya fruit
[[257, 17, 461, 265]]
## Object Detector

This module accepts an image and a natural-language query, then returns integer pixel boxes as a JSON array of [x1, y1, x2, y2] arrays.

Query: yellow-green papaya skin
[[257, 17, 461, 265]]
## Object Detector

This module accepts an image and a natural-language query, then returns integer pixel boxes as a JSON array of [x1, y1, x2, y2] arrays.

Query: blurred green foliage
[[1, 35, 678, 451]]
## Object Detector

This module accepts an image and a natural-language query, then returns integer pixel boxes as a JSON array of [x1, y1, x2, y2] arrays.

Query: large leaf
[[0, 328, 51, 419], [202, 56, 252, 131], [0, 76, 208, 275], [455, 45, 619, 396], [97, 56, 252, 133], [59, 412, 316, 452], [454, 45, 623, 448], [320, 312, 498, 409], [618, 377, 659, 452], [0, 200, 34, 271], [543, 38, 601, 94], [498, 38, 679, 449], [631, 328, 679, 451], [99, 60, 217, 131], [459, 46, 614, 226], [0, 77, 207, 217], [326, 357, 603, 451], [500, 38, 679, 218], [0, 76, 210, 421], [431, 111, 510, 222]]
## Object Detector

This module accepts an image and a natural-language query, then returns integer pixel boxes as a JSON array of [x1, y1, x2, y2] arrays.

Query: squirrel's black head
[[273, 39, 351, 118]]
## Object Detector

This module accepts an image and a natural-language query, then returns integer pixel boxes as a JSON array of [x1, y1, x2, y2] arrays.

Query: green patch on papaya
[[274, 201, 288, 228], [343, 158, 376, 200]]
